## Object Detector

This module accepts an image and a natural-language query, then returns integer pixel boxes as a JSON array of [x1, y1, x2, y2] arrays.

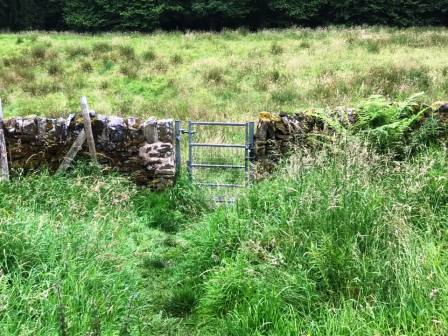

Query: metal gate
[[175, 121, 255, 203]]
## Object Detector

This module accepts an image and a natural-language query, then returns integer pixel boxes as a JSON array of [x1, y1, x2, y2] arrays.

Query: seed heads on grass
[[66, 45, 91, 58], [80, 61, 93, 73], [48, 62, 63, 76], [270, 41, 284, 55], [120, 64, 138, 79], [31, 44, 47, 59], [203, 65, 225, 84], [118, 45, 136, 60], [93, 41, 112, 54], [142, 49, 156, 61], [170, 53, 183, 65]]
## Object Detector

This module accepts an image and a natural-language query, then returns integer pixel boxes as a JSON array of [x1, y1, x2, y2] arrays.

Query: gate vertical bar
[[244, 122, 249, 186], [187, 120, 193, 181], [174, 120, 181, 176], [248, 122, 255, 159], [247, 121, 255, 185]]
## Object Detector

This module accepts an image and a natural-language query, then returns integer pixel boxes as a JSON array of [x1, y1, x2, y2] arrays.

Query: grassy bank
[[1, 27, 448, 120], [1, 142, 446, 335]]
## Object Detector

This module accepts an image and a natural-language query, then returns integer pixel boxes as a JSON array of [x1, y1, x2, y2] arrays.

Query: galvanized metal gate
[[175, 121, 255, 203]]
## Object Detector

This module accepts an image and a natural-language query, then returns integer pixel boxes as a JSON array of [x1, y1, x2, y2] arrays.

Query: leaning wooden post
[[80, 96, 98, 165], [0, 98, 10, 181], [56, 129, 87, 174]]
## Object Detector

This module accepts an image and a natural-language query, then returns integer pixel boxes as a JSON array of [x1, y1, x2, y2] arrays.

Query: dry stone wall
[[253, 103, 448, 172], [3, 113, 175, 190]]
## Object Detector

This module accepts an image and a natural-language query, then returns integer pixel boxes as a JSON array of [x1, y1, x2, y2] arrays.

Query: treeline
[[1, 0, 448, 31]]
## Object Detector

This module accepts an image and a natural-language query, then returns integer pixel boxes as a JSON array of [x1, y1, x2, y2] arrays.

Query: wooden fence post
[[80, 96, 98, 165], [0, 98, 10, 181]]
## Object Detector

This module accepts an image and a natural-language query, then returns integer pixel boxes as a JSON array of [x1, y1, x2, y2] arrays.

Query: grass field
[[1, 27, 448, 120], [0, 27, 447, 335], [1, 144, 447, 335]]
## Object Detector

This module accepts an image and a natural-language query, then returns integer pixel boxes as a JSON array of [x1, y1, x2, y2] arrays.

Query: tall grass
[[0, 143, 446, 334], [0, 166, 208, 335], [161, 142, 448, 335]]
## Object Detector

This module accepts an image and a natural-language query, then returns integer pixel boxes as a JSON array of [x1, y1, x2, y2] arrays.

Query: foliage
[[1, 0, 448, 31], [353, 94, 447, 156]]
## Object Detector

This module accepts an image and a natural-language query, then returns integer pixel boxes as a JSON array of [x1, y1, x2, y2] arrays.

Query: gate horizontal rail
[[195, 183, 245, 188], [191, 143, 247, 149], [191, 163, 245, 169], [190, 121, 247, 127]]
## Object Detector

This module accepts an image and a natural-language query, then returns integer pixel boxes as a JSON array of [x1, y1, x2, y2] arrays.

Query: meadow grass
[[0, 27, 448, 120], [1, 142, 446, 335], [0, 166, 208, 335], [162, 142, 448, 335], [0, 27, 447, 335]]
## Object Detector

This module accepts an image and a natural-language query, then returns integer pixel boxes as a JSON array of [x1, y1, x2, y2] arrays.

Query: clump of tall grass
[[31, 43, 48, 60], [163, 142, 448, 335], [66, 45, 91, 58], [92, 41, 112, 54], [118, 44, 136, 60], [120, 64, 138, 79], [142, 48, 157, 61], [47, 62, 63, 76], [270, 41, 284, 55], [132, 175, 210, 233], [79, 61, 93, 73], [170, 53, 183, 65], [202, 65, 226, 84], [0, 165, 211, 334], [365, 65, 432, 95]]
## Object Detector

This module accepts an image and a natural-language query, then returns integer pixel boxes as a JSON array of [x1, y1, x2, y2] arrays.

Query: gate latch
[[180, 129, 196, 135]]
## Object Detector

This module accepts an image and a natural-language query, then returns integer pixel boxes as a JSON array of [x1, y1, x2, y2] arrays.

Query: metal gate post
[[244, 121, 255, 186], [187, 120, 193, 181], [174, 120, 181, 176], [248, 122, 255, 160]]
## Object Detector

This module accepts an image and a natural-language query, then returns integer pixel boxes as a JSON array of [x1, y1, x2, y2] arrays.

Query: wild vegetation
[[1, 27, 448, 120], [0, 28, 447, 335], [1, 140, 446, 335]]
